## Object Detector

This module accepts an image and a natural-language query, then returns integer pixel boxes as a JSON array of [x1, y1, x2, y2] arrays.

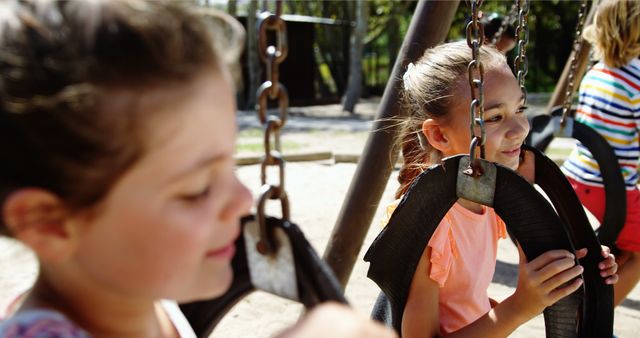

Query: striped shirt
[[562, 58, 640, 190]]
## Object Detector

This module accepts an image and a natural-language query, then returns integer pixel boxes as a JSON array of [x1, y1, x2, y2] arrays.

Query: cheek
[[75, 203, 219, 296]]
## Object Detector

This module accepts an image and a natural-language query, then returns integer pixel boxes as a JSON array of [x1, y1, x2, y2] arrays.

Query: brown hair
[[0, 0, 238, 234], [583, 0, 640, 68], [396, 41, 505, 198]]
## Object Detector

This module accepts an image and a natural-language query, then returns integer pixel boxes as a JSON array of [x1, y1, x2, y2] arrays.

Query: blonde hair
[[396, 41, 505, 198], [583, 0, 640, 68]]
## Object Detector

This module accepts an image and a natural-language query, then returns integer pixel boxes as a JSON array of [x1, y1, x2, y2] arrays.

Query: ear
[[3, 188, 75, 262], [422, 118, 453, 153]]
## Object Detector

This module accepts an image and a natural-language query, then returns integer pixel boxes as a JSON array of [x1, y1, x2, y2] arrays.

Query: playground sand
[[2, 98, 639, 337]]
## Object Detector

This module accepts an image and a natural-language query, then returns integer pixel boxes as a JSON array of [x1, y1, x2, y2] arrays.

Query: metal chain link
[[256, 0, 290, 255], [465, 0, 486, 176], [514, 0, 530, 107], [490, 3, 517, 46], [561, 0, 588, 127]]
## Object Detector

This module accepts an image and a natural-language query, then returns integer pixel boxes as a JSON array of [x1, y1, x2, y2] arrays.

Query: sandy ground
[[2, 97, 640, 337]]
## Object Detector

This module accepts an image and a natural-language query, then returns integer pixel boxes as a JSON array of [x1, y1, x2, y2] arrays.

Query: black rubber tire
[[526, 107, 626, 250], [364, 154, 613, 337]]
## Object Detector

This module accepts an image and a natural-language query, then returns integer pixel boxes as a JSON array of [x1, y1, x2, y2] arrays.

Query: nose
[[221, 175, 253, 222], [506, 114, 529, 142]]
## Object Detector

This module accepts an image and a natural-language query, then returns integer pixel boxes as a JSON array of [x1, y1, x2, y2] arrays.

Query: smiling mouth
[[502, 147, 521, 157], [206, 243, 236, 260]]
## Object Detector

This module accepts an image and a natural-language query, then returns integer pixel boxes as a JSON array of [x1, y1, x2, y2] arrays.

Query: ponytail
[[395, 131, 429, 199]]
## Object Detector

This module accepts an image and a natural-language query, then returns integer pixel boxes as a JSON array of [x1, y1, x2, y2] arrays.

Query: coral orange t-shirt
[[384, 200, 506, 335]]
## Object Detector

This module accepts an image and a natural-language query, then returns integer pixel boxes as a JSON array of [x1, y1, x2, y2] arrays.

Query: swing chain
[[256, 0, 290, 255], [514, 0, 530, 105], [465, 0, 486, 176], [561, 0, 589, 127], [490, 3, 517, 46]]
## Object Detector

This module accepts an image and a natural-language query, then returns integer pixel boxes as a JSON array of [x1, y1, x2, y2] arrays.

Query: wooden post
[[545, 2, 598, 112], [322, 0, 460, 288]]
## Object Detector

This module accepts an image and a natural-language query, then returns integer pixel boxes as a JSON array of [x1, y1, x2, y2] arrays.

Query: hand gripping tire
[[180, 215, 347, 338], [364, 152, 614, 337], [526, 106, 626, 250]]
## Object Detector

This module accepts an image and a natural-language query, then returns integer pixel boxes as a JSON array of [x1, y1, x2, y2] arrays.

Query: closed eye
[[517, 105, 528, 114], [179, 186, 211, 203]]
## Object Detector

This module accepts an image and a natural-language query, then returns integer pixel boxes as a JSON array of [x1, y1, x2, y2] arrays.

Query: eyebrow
[[168, 153, 232, 183], [484, 95, 526, 111]]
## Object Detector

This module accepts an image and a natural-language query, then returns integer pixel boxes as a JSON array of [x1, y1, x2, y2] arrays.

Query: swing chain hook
[[465, 0, 486, 176], [560, 0, 588, 128], [256, 0, 290, 255]]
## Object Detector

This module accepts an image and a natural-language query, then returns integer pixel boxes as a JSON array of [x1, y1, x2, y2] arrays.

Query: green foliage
[[215, 0, 591, 99], [448, 0, 587, 92]]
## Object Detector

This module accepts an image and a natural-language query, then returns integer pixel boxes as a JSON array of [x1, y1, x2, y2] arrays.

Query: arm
[[401, 247, 440, 338], [442, 246, 583, 338], [403, 245, 583, 338], [401, 246, 527, 338]]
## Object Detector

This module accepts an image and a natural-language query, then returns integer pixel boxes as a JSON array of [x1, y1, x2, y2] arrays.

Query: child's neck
[[20, 274, 178, 338], [457, 198, 484, 214]]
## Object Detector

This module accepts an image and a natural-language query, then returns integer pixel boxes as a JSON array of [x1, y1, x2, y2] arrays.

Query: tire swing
[[525, 0, 626, 250], [364, 149, 614, 337], [179, 4, 346, 337], [364, 1, 613, 337]]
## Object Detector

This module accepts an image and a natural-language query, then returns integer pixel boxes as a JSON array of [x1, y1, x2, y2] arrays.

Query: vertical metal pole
[[322, 0, 460, 288]]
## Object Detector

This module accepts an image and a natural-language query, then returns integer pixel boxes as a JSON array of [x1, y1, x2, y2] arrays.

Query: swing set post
[[545, 1, 597, 112], [322, 0, 460, 288]]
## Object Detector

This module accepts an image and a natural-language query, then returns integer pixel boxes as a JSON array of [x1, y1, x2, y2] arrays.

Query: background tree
[[342, 0, 369, 114]]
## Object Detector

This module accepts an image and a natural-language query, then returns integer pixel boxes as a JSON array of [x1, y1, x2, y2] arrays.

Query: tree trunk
[[342, 0, 368, 114], [227, 0, 237, 16], [246, 0, 261, 110]]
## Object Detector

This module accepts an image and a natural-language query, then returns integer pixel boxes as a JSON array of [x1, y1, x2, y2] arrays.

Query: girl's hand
[[575, 247, 618, 285], [512, 247, 584, 320], [277, 303, 397, 338]]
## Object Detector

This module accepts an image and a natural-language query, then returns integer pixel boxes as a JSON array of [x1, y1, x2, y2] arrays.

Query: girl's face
[[440, 64, 529, 170], [68, 70, 252, 302]]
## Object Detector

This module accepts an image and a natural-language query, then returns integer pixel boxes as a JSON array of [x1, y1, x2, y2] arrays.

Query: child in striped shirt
[[561, 0, 640, 306]]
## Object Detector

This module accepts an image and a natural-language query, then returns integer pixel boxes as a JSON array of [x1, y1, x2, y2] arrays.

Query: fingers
[[601, 245, 611, 258], [547, 277, 583, 302], [571, 246, 619, 285], [598, 247, 618, 284], [575, 248, 588, 259], [539, 264, 584, 292], [599, 256, 617, 272], [604, 274, 619, 285], [526, 249, 574, 271]]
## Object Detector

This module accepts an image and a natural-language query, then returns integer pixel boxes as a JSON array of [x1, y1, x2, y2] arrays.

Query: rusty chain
[[514, 0, 530, 106], [256, 0, 290, 255], [465, 0, 486, 176], [490, 3, 517, 46], [561, 0, 588, 127]]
